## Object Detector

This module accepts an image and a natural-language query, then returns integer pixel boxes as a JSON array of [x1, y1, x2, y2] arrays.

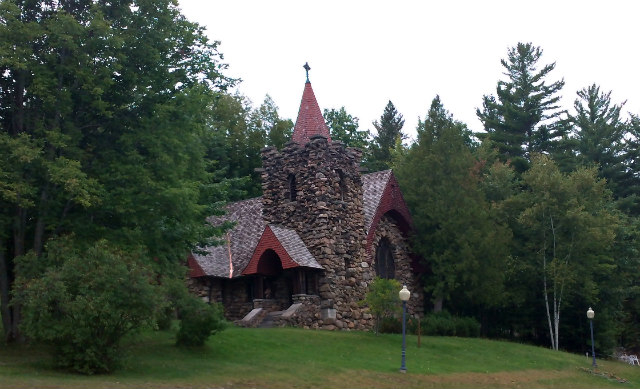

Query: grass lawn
[[1, 326, 640, 388]]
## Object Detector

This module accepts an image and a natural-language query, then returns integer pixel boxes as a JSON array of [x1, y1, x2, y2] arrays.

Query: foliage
[[477, 42, 565, 170], [0, 0, 233, 342], [176, 298, 226, 347], [514, 155, 619, 350], [323, 107, 371, 150], [252, 95, 294, 150], [560, 84, 640, 214], [362, 277, 401, 335], [368, 100, 406, 171], [395, 96, 509, 312], [13, 239, 159, 374], [420, 311, 481, 337], [204, 93, 293, 199]]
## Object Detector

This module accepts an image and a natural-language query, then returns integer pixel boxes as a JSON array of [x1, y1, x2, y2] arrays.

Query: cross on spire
[[303, 62, 311, 83]]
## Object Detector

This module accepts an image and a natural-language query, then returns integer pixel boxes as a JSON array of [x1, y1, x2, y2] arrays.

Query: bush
[[15, 239, 160, 374], [422, 311, 456, 336], [454, 316, 481, 337], [420, 311, 481, 337], [361, 277, 402, 335], [176, 297, 226, 346]]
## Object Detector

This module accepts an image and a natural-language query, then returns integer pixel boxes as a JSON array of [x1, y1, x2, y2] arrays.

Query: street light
[[399, 285, 411, 373], [587, 307, 597, 368]]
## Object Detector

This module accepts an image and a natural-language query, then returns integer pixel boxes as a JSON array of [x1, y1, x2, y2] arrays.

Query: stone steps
[[258, 310, 283, 328]]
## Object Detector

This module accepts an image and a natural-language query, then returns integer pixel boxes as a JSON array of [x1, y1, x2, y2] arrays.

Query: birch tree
[[518, 155, 619, 350]]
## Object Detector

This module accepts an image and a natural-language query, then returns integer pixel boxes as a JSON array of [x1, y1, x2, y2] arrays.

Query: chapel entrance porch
[[247, 249, 320, 312]]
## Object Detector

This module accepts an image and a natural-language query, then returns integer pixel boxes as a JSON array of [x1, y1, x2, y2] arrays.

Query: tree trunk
[[11, 69, 25, 136]]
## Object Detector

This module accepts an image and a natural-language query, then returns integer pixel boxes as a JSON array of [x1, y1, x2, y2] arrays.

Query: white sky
[[178, 0, 639, 141]]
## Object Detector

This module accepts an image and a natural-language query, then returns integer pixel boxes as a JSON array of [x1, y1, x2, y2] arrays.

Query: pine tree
[[477, 42, 565, 171], [569, 85, 630, 199], [368, 100, 405, 171]]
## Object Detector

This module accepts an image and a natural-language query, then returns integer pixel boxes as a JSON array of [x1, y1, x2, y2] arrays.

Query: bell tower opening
[[287, 173, 297, 201]]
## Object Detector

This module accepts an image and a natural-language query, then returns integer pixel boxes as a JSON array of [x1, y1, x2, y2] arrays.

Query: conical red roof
[[292, 81, 331, 144]]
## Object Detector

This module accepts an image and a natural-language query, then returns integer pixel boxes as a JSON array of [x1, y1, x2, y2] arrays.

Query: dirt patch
[[325, 369, 584, 389]]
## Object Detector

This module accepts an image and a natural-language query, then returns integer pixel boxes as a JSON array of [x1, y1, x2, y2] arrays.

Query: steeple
[[291, 63, 331, 145]]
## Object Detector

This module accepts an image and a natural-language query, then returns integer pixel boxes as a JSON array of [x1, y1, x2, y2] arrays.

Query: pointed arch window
[[375, 237, 395, 279], [287, 173, 297, 201]]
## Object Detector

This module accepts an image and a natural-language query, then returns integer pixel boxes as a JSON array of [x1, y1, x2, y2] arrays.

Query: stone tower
[[260, 69, 370, 328]]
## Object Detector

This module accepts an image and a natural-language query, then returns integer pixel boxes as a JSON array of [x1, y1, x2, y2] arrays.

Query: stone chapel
[[187, 66, 424, 330]]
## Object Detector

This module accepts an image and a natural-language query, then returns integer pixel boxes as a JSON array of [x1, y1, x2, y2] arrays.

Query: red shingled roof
[[291, 82, 331, 144]]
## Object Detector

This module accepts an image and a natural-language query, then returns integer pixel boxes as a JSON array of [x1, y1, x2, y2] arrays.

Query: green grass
[[1, 326, 640, 388]]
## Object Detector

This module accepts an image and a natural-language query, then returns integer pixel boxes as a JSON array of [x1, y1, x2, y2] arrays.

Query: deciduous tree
[[323, 106, 370, 150], [0, 0, 233, 341], [516, 155, 619, 350]]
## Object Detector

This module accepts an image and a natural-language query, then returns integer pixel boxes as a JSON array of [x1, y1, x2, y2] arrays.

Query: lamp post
[[587, 307, 597, 368], [399, 285, 411, 373]]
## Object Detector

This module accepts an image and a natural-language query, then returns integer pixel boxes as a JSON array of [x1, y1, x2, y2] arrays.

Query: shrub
[[422, 311, 456, 336], [14, 239, 159, 374], [361, 277, 402, 335], [176, 297, 226, 346], [454, 316, 481, 337], [420, 311, 481, 337]]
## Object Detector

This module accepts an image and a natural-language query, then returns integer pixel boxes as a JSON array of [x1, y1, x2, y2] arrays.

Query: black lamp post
[[399, 285, 411, 373], [587, 307, 597, 368]]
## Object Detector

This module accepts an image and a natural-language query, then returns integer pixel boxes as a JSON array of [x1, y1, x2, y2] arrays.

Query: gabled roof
[[192, 197, 264, 278], [242, 225, 322, 275], [363, 169, 393, 230], [190, 170, 411, 278], [363, 170, 413, 254], [291, 82, 331, 144]]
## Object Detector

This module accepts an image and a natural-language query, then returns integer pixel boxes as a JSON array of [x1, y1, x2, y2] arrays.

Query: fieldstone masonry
[[188, 77, 424, 330], [260, 136, 377, 329]]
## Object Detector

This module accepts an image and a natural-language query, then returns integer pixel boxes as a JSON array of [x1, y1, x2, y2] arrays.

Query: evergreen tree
[[394, 96, 509, 314], [477, 42, 565, 171], [567, 85, 632, 203], [369, 100, 405, 171]]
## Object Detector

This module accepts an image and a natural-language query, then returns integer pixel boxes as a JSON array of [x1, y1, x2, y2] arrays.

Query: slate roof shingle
[[193, 197, 264, 278], [270, 225, 322, 269], [191, 170, 393, 278], [362, 169, 392, 230]]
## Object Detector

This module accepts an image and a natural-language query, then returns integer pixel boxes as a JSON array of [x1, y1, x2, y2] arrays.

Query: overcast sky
[[178, 0, 639, 141]]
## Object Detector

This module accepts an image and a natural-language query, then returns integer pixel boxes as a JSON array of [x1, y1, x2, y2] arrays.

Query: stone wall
[[274, 294, 322, 329], [186, 276, 253, 321], [260, 136, 373, 330], [370, 215, 424, 317]]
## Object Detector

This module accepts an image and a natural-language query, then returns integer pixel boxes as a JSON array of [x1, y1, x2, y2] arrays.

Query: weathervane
[[303, 62, 310, 83]]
